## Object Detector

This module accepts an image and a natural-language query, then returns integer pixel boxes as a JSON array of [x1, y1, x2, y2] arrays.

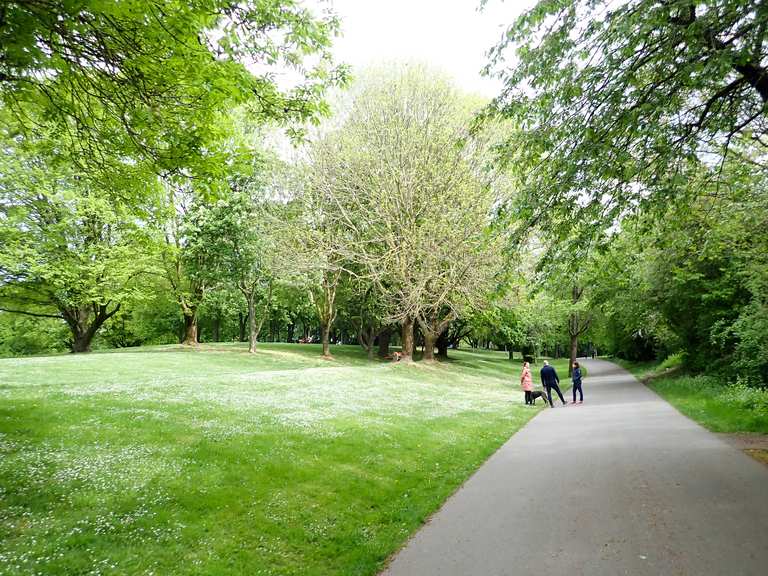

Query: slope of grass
[[0, 344, 569, 576]]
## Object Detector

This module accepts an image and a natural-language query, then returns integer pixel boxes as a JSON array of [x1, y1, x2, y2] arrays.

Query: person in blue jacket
[[571, 361, 584, 404], [540, 360, 567, 407]]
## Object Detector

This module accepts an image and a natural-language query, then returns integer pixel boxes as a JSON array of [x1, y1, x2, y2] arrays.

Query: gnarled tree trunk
[[357, 323, 378, 361], [62, 303, 121, 353], [400, 317, 415, 361], [182, 311, 198, 346], [417, 313, 455, 363], [321, 322, 331, 357], [422, 331, 437, 361], [436, 332, 449, 358]]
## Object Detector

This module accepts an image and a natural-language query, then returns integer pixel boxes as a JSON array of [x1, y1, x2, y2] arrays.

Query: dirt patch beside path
[[717, 433, 768, 466]]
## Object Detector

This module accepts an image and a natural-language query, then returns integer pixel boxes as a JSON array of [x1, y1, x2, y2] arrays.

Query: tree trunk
[[378, 328, 391, 357], [71, 323, 98, 353], [508, 345, 514, 360], [321, 322, 331, 357], [309, 271, 338, 359], [62, 303, 121, 353], [238, 311, 247, 342], [569, 332, 578, 377], [182, 313, 198, 346], [400, 317, 414, 361], [212, 314, 221, 342], [422, 331, 437, 361], [358, 325, 378, 360], [436, 332, 449, 358], [248, 295, 258, 353]]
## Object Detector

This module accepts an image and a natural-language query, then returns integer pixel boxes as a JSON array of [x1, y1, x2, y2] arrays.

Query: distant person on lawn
[[571, 361, 583, 404], [520, 361, 533, 405], [540, 361, 566, 407]]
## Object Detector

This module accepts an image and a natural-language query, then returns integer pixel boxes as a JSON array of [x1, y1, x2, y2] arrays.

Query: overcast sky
[[323, 0, 534, 97]]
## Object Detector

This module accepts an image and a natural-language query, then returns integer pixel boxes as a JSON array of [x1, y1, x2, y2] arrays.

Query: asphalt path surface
[[381, 358, 768, 576]]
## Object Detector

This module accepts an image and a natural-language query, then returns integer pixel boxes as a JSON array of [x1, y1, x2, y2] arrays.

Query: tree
[[0, 126, 160, 352], [296, 181, 345, 358], [581, 140, 768, 382], [485, 0, 768, 249], [185, 191, 280, 353], [346, 278, 389, 361], [0, 0, 345, 168], [309, 65, 504, 361], [154, 182, 208, 346], [567, 285, 591, 376]]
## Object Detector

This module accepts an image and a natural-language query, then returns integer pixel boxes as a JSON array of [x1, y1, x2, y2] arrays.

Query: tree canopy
[[0, 0, 346, 169], [484, 0, 768, 249]]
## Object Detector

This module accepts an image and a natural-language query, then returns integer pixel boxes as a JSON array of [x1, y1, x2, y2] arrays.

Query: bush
[[719, 379, 768, 417], [0, 313, 68, 357], [658, 352, 685, 372]]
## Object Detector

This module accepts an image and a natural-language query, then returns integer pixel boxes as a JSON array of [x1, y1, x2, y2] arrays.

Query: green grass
[[612, 353, 684, 379], [0, 344, 571, 576], [614, 354, 768, 434], [648, 374, 768, 434]]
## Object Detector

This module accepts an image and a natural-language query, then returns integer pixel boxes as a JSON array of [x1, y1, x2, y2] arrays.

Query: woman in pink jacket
[[520, 361, 534, 405]]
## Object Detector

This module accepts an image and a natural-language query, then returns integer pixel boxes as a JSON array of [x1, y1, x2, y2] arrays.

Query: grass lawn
[[614, 356, 768, 434], [0, 344, 570, 576]]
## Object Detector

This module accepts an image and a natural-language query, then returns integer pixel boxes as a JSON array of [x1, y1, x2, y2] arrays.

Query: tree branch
[[0, 307, 64, 320]]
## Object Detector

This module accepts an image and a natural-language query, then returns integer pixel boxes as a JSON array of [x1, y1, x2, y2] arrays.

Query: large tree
[[583, 141, 768, 379], [0, 126, 160, 352], [154, 182, 207, 346], [485, 0, 768, 248], [309, 65, 504, 361], [295, 164, 346, 358], [0, 0, 345, 168], [184, 190, 280, 353]]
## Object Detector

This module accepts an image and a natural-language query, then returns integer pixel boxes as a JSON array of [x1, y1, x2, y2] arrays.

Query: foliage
[[0, 123, 162, 352], [308, 65, 506, 359], [579, 139, 768, 381], [485, 0, 768, 252], [0, 0, 346, 168], [0, 312, 68, 357]]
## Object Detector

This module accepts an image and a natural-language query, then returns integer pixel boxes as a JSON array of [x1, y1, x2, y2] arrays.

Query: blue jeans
[[572, 380, 583, 402], [546, 383, 565, 406]]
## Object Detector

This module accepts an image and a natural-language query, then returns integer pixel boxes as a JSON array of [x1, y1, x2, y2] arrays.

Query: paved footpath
[[382, 359, 768, 576]]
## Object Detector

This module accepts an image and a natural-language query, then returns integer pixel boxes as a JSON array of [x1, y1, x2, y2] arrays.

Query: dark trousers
[[524, 390, 532, 404], [572, 381, 583, 402], [546, 383, 565, 406]]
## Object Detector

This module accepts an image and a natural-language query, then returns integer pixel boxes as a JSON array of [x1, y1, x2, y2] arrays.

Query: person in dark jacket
[[571, 361, 583, 404], [540, 360, 566, 407]]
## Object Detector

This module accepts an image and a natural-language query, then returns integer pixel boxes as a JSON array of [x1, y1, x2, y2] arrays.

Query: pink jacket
[[520, 366, 533, 391]]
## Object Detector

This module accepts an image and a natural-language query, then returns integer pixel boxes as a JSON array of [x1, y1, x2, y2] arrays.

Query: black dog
[[530, 390, 549, 406]]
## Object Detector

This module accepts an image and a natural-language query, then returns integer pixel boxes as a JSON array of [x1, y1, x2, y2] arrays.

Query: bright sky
[[324, 0, 535, 98]]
